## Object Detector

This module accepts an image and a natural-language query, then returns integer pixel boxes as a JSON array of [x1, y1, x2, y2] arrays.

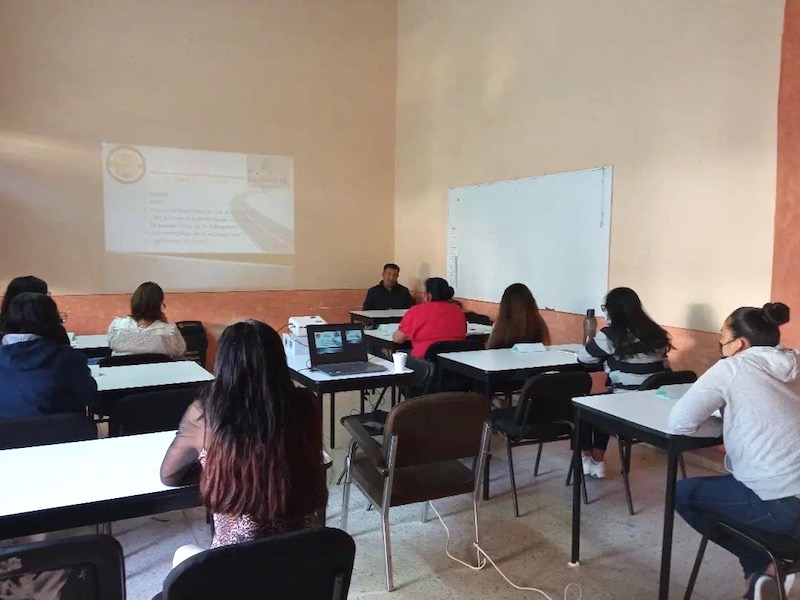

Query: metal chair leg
[[533, 442, 543, 477], [483, 452, 491, 500], [679, 453, 687, 479], [340, 440, 357, 531], [683, 533, 710, 599], [420, 501, 429, 523], [381, 436, 399, 592], [618, 439, 635, 516], [506, 438, 519, 517]]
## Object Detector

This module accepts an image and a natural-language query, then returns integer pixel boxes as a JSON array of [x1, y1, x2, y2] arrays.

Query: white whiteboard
[[447, 166, 612, 315]]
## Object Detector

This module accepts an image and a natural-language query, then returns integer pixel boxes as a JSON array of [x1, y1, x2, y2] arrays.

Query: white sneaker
[[590, 459, 606, 479], [581, 454, 593, 476], [750, 575, 780, 600], [783, 574, 795, 596]]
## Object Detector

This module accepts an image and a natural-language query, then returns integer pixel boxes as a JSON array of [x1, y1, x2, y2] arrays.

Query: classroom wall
[[394, 1, 784, 351], [773, 0, 800, 347], [0, 0, 397, 294]]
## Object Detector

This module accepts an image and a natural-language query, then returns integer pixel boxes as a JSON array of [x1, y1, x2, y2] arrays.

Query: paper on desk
[[377, 323, 399, 333], [512, 343, 545, 353]]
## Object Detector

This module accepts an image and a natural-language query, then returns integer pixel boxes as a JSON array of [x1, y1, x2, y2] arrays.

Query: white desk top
[[0, 431, 183, 518], [438, 347, 578, 372], [573, 386, 721, 437], [71, 334, 110, 350], [350, 309, 409, 319], [364, 322, 493, 342], [284, 353, 412, 382], [93, 360, 214, 392]]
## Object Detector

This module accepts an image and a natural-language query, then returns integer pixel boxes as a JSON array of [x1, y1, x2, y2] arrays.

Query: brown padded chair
[[340, 392, 492, 592]]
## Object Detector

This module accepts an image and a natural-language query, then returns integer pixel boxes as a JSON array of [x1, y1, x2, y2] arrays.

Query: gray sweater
[[668, 346, 800, 501]]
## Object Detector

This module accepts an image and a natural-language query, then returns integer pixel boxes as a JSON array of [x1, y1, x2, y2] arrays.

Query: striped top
[[577, 327, 669, 392]]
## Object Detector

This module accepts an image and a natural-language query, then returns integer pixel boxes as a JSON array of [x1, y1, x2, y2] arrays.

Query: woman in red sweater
[[392, 277, 466, 358]]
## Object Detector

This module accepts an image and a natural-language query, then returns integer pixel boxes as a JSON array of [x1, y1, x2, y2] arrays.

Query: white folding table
[[93, 360, 215, 393], [70, 333, 111, 358], [571, 389, 722, 600], [285, 353, 412, 447], [0, 431, 199, 539], [349, 309, 408, 327]]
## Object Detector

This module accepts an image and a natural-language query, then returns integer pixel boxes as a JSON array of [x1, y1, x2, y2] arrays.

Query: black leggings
[[579, 423, 610, 452]]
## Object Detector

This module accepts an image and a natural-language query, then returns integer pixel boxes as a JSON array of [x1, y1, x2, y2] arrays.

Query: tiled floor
[[28, 391, 793, 599]]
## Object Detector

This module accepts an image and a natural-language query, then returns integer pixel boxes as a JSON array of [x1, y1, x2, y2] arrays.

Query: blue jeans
[[676, 475, 800, 577]]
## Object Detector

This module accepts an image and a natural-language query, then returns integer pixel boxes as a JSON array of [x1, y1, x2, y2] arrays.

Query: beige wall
[[395, 0, 784, 332], [0, 0, 397, 294]]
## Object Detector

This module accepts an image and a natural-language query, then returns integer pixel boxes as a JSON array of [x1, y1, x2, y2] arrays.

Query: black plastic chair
[[465, 312, 493, 326], [153, 527, 356, 600], [0, 412, 97, 450], [109, 386, 201, 437], [98, 353, 174, 367], [176, 321, 209, 368], [684, 516, 800, 600], [491, 371, 593, 516], [613, 370, 698, 515], [0, 534, 125, 600], [425, 338, 485, 392]]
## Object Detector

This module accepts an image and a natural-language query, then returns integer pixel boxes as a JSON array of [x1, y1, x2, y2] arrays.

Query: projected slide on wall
[[99, 143, 295, 291], [102, 144, 294, 254]]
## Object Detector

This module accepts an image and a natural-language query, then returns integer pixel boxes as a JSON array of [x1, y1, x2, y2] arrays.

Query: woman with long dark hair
[[107, 281, 186, 358], [0, 275, 49, 334], [0, 293, 95, 418], [392, 277, 466, 358], [671, 303, 800, 598], [487, 283, 550, 349], [161, 320, 327, 563], [576, 287, 671, 477]]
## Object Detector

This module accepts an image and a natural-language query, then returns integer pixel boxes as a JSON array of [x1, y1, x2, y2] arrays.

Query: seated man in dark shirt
[[362, 263, 415, 311]]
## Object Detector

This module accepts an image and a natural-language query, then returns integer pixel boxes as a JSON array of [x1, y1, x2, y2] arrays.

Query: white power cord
[[429, 501, 583, 600]]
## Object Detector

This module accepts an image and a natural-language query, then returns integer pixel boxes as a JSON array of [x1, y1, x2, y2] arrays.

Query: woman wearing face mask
[[576, 287, 672, 478], [669, 302, 800, 600]]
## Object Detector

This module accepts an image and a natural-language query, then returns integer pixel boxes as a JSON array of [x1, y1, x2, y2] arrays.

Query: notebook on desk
[[307, 323, 387, 376]]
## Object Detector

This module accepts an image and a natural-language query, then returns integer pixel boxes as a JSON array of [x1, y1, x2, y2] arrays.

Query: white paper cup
[[392, 352, 408, 372]]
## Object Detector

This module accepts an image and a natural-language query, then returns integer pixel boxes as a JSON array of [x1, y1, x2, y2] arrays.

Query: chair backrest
[[424, 338, 485, 393], [176, 321, 209, 367], [514, 371, 593, 426], [404, 356, 435, 398], [0, 534, 125, 600], [384, 392, 490, 467], [424, 338, 485, 362], [109, 386, 201, 437], [98, 353, 174, 367], [0, 412, 97, 450], [465, 311, 493, 326], [160, 527, 355, 600], [638, 370, 698, 390]]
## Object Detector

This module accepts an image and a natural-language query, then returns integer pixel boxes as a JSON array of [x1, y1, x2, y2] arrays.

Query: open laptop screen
[[307, 324, 368, 366]]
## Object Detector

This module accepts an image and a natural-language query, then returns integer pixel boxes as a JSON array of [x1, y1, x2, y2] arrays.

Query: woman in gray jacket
[[669, 302, 800, 600]]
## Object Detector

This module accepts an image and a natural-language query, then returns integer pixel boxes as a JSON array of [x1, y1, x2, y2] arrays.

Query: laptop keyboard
[[316, 362, 387, 376]]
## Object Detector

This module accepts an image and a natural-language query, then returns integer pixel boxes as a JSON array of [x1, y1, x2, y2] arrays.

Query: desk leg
[[330, 392, 336, 449], [659, 445, 679, 600], [571, 411, 582, 565], [391, 386, 396, 408]]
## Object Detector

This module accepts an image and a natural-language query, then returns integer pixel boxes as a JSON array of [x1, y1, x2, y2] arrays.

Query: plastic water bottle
[[583, 309, 597, 345]]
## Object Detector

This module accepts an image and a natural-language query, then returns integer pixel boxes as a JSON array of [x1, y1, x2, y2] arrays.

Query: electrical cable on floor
[[429, 501, 583, 600]]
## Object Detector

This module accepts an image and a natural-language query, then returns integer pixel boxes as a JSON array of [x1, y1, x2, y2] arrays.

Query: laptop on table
[[307, 323, 388, 376]]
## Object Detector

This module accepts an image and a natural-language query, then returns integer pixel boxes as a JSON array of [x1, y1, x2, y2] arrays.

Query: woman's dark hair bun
[[762, 302, 790, 326], [445, 286, 455, 301]]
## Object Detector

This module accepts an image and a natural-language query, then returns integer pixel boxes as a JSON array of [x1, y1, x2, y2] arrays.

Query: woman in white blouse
[[108, 282, 186, 358]]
